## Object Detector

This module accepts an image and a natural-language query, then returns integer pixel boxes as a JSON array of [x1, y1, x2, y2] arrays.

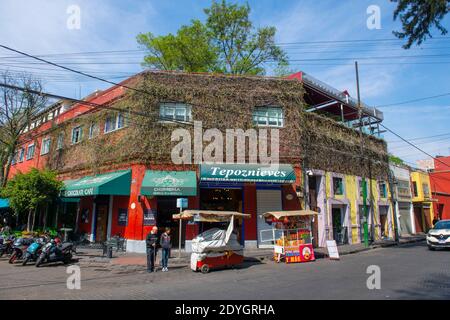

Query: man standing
[[146, 226, 158, 273]]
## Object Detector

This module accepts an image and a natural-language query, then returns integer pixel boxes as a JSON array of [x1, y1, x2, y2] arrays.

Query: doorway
[[332, 206, 348, 245], [379, 206, 388, 238], [308, 175, 320, 247], [200, 188, 243, 243], [413, 206, 424, 233], [257, 189, 282, 247], [95, 204, 108, 242], [157, 197, 184, 248]]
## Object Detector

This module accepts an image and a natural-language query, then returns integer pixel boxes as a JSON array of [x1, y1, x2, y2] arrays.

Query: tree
[[1, 168, 63, 231], [0, 71, 47, 186], [389, 154, 405, 166], [137, 20, 219, 72], [137, 0, 287, 75], [393, 0, 450, 48]]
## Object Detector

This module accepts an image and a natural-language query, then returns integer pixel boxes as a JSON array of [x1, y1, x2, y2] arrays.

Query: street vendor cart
[[173, 210, 250, 273], [260, 210, 318, 264]]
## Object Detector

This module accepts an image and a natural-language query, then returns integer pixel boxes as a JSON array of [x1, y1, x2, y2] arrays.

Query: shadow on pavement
[[393, 273, 450, 299]]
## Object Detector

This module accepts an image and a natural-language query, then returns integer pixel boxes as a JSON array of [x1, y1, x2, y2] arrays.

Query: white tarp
[[191, 218, 243, 253]]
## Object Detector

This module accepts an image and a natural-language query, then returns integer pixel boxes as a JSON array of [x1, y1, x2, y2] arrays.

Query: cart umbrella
[[173, 210, 250, 222]]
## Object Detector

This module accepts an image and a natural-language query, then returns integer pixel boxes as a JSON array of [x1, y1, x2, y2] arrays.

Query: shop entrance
[[308, 175, 320, 247], [332, 206, 348, 245], [414, 206, 424, 233], [379, 206, 389, 238], [95, 204, 108, 242], [157, 197, 184, 248], [257, 189, 282, 247], [200, 188, 243, 243]]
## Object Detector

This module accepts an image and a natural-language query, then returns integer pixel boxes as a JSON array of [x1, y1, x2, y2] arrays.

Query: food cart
[[173, 210, 250, 273], [260, 210, 318, 264]]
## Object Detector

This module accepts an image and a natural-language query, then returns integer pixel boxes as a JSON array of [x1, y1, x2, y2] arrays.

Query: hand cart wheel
[[200, 264, 210, 274]]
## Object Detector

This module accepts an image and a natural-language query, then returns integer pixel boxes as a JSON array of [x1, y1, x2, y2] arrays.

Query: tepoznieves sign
[[200, 164, 296, 183]]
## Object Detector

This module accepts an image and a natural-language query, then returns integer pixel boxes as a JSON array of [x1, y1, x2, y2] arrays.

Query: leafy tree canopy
[[393, 0, 449, 48], [137, 0, 287, 75], [389, 154, 405, 166], [1, 168, 63, 216]]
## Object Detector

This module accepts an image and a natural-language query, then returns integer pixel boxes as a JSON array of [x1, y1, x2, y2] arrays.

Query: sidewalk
[[76, 234, 426, 272]]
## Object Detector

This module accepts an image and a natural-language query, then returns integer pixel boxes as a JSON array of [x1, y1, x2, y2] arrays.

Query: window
[[159, 103, 192, 122], [379, 182, 387, 198], [11, 151, 18, 165], [412, 181, 418, 197], [26, 144, 35, 160], [104, 113, 127, 133], [18, 148, 25, 162], [89, 122, 99, 139], [71, 126, 83, 144], [40, 138, 51, 155], [56, 133, 64, 150], [397, 180, 411, 198], [422, 183, 430, 198], [333, 177, 344, 195], [359, 179, 368, 198], [253, 106, 284, 127]]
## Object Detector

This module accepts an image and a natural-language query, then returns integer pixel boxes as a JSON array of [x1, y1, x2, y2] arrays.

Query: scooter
[[9, 237, 34, 264], [22, 237, 47, 266], [35, 238, 75, 267], [0, 235, 15, 257]]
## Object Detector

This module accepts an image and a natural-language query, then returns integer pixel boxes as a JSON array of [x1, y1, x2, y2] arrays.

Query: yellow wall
[[410, 170, 434, 231], [325, 172, 393, 243]]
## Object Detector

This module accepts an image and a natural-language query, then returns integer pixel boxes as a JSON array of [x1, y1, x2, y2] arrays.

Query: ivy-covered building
[[8, 70, 390, 252]]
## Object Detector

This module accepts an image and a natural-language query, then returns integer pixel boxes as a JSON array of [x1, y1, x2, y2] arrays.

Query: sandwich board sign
[[326, 240, 340, 260]]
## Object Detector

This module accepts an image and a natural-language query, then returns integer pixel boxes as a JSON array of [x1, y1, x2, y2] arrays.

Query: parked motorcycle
[[0, 235, 15, 257], [22, 237, 48, 266], [9, 237, 34, 264], [35, 238, 75, 267]]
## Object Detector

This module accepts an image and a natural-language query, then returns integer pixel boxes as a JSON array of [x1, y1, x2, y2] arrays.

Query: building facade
[[7, 71, 389, 252], [389, 164, 415, 235], [410, 170, 435, 233], [429, 156, 450, 221]]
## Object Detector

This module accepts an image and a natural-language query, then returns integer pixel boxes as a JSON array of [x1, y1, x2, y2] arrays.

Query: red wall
[[243, 183, 257, 241], [431, 156, 450, 220]]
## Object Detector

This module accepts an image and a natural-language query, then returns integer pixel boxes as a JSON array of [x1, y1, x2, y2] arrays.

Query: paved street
[[0, 242, 448, 300]]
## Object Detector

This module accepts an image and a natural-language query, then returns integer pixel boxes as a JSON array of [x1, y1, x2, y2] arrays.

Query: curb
[[78, 238, 426, 270]]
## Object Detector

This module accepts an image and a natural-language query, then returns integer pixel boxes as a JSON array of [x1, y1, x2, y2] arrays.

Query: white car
[[427, 220, 450, 250]]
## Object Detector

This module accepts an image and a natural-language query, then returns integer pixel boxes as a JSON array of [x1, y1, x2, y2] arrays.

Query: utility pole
[[356, 61, 369, 247], [387, 168, 400, 242]]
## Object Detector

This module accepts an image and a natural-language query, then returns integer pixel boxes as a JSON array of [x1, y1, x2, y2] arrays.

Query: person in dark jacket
[[146, 226, 158, 272], [160, 227, 171, 272]]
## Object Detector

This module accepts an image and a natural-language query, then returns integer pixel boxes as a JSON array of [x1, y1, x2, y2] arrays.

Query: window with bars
[[252, 106, 284, 127]]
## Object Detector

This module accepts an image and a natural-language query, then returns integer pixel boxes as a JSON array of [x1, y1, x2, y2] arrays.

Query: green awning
[[200, 164, 296, 183], [61, 170, 131, 197], [141, 171, 197, 196]]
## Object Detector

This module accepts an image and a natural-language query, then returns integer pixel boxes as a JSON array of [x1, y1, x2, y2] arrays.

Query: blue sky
[[0, 0, 449, 166]]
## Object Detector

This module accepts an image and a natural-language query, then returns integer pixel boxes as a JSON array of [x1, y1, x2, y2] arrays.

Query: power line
[[377, 92, 450, 108], [387, 132, 450, 144], [3, 44, 449, 170]]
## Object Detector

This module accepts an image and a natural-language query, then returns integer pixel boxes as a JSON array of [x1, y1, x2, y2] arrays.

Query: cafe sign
[[200, 164, 296, 183]]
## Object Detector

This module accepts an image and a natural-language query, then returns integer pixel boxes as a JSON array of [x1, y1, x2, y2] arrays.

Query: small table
[[59, 228, 73, 242]]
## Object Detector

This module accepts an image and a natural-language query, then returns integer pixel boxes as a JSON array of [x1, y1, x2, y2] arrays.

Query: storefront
[[140, 170, 197, 248], [197, 164, 298, 250], [61, 169, 132, 242]]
